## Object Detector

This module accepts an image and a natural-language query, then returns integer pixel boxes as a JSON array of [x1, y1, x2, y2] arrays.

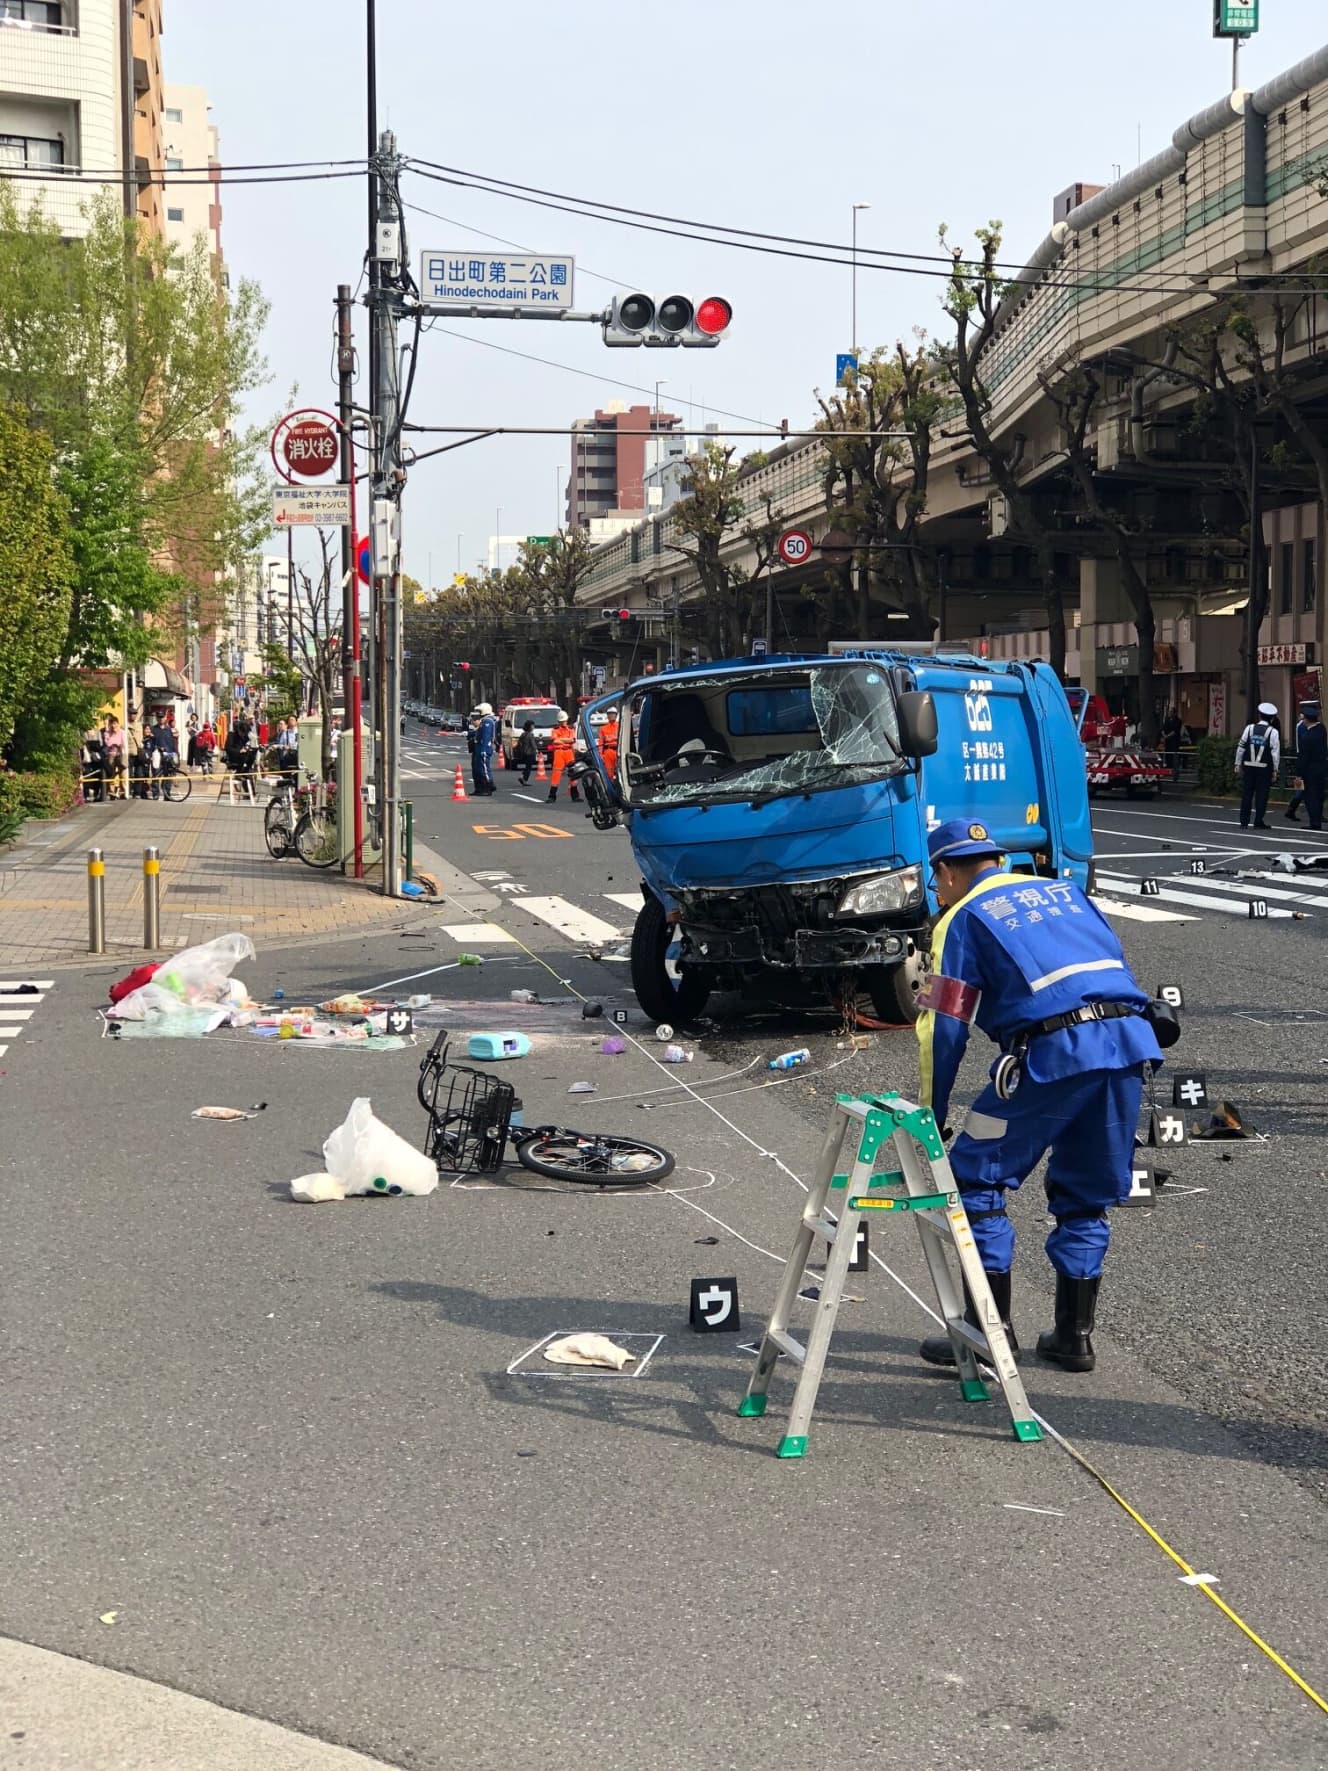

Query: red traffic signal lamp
[[456, 661, 471, 672], [601, 607, 632, 621], [603, 291, 732, 348]]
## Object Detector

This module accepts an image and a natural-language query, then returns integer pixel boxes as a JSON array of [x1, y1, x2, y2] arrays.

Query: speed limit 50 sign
[[777, 528, 813, 566]]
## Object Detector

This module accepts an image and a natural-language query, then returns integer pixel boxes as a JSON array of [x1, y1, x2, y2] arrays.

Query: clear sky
[[163, 0, 1327, 586]]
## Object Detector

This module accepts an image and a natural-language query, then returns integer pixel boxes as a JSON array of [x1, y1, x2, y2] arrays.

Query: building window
[[166, 206, 184, 222], [1280, 541, 1294, 615], [0, 1, 64, 30], [1304, 539, 1318, 615], [164, 107, 183, 124], [0, 133, 65, 171], [166, 156, 182, 171]]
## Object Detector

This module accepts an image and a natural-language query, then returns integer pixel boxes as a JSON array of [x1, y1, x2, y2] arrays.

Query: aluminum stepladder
[[738, 1092, 1043, 1458]]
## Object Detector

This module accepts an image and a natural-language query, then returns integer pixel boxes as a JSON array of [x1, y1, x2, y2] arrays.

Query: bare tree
[[934, 223, 1069, 677], [286, 528, 342, 777]]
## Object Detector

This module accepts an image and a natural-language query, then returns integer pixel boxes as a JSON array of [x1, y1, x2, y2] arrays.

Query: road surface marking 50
[[472, 822, 573, 841]]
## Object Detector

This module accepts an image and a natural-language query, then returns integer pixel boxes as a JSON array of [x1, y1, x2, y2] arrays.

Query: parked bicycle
[[264, 770, 338, 867], [417, 1030, 675, 1185]]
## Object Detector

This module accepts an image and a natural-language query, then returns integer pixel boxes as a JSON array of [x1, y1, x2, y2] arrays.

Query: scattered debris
[[769, 1048, 812, 1072], [660, 1044, 693, 1064], [567, 1080, 596, 1094], [192, 1104, 266, 1121], [511, 989, 538, 1004], [272, 988, 285, 1001], [694, 1235, 719, 1245], [836, 1034, 874, 1051], [581, 1001, 604, 1019], [543, 1333, 636, 1370], [600, 1036, 626, 1055], [290, 1172, 346, 1203], [323, 1097, 439, 1196], [98, 1612, 118, 1626], [655, 1024, 674, 1041], [466, 1031, 532, 1060], [457, 953, 484, 967], [1192, 1101, 1260, 1141]]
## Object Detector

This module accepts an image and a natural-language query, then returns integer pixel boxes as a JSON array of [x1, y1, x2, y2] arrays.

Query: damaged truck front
[[575, 652, 1092, 1026]]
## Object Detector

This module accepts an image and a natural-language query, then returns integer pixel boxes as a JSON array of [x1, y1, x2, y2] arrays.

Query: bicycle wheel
[[294, 807, 339, 868], [514, 1126, 675, 1187], [264, 797, 294, 858], [161, 768, 192, 802]]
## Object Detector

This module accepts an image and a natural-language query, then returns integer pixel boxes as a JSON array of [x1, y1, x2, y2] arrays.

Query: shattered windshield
[[626, 664, 905, 807]]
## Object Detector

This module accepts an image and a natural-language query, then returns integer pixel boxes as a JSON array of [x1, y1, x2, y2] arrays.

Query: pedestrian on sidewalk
[[79, 726, 107, 803], [126, 709, 147, 800], [102, 716, 126, 799], [1285, 701, 1326, 829], [1235, 701, 1281, 831], [148, 711, 177, 800], [276, 714, 300, 783], [915, 820, 1165, 1374], [515, 719, 539, 784], [196, 722, 216, 775], [186, 714, 200, 770], [547, 712, 580, 803], [225, 715, 258, 801]]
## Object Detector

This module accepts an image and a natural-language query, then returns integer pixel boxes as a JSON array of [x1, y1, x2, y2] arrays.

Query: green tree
[[0, 184, 270, 760], [668, 443, 785, 658], [0, 405, 73, 755]]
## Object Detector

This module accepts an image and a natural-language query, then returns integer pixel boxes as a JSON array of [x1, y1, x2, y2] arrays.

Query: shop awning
[[141, 659, 193, 698]]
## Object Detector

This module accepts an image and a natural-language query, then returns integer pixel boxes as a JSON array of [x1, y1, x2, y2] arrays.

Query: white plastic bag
[[152, 934, 256, 1005], [322, 1097, 438, 1197], [290, 1172, 346, 1203]]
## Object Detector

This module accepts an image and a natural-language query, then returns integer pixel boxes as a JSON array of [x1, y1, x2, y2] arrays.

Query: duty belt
[[1016, 1001, 1140, 1044]]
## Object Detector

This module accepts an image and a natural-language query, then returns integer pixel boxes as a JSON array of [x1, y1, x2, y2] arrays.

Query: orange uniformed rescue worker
[[547, 712, 580, 803], [598, 711, 620, 780]]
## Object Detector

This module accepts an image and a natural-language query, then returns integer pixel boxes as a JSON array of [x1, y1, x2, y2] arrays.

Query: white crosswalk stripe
[[604, 892, 645, 914], [1092, 896, 1196, 924], [0, 981, 52, 1072], [1095, 870, 1311, 920], [519, 896, 624, 945]]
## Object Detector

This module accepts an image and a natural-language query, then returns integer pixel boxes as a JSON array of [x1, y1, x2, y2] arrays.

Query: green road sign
[[1214, 0, 1258, 37], [526, 534, 553, 546]]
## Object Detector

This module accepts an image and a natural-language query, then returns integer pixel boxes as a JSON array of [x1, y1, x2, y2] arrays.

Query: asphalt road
[[2, 723, 1326, 1769]]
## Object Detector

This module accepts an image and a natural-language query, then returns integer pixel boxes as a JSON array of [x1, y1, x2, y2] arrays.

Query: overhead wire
[[1, 164, 366, 187], [406, 163, 1328, 299], [410, 156, 1328, 292]]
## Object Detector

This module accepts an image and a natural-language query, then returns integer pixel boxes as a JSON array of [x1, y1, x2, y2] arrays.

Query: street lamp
[[851, 202, 871, 357]]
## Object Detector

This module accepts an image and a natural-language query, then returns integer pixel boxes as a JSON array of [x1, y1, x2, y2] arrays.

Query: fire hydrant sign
[[282, 417, 338, 477], [272, 483, 352, 526], [419, 251, 574, 312]]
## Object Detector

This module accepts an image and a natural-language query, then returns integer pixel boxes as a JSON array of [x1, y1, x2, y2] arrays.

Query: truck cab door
[[575, 692, 627, 828]]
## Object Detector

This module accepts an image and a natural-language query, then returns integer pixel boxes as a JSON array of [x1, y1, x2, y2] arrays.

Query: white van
[[499, 699, 563, 768]]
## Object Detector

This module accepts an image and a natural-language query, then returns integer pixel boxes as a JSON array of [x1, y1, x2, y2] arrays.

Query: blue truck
[[575, 650, 1093, 1025]]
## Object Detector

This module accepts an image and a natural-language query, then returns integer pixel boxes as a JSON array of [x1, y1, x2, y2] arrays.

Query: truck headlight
[[835, 867, 923, 918]]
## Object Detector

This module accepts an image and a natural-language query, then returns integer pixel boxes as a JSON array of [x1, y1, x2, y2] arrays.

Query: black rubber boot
[[1035, 1274, 1100, 1372], [547, 786, 557, 802], [919, 1270, 1020, 1366]]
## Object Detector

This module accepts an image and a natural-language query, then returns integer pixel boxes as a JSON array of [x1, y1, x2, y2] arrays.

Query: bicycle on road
[[417, 1030, 675, 1185]]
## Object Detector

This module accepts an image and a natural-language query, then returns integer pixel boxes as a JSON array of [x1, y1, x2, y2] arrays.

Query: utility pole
[[335, 282, 364, 877], [368, 128, 406, 895], [1244, 422, 1261, 725]]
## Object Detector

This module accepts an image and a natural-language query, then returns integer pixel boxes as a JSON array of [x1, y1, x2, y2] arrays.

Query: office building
[[161, 79, 220, 271]]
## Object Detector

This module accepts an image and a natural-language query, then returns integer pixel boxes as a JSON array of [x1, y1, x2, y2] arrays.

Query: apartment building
[[565, 401, 682, 529], [0, 0, 163, 237], [161, 78, 220, 270]]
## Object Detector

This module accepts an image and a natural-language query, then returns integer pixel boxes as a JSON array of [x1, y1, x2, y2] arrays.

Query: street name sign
[[272, 483, 351, 527], [419, 251, 574, 311]]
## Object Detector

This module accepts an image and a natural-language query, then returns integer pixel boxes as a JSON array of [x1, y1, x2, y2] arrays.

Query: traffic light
[[456, 661, 471, 673], [602, 292, 732, 348], [601, 607, 632, 622]]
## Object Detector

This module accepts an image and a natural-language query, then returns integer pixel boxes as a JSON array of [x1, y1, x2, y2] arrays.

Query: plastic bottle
[[768, 1048, 812, 1072], [457, 953, 483, 967], [661, 1044, 692, 1064]]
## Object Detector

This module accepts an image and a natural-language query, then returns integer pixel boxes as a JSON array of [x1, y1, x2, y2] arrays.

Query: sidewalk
[[0, 789, 423, 968]]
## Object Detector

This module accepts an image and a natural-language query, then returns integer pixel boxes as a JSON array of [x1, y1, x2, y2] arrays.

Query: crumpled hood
[[630, 779, 908, 896]]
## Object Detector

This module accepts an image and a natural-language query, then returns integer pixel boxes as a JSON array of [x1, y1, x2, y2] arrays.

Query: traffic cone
[[451, 764, 468, 802], [536, 749, 547, 782]]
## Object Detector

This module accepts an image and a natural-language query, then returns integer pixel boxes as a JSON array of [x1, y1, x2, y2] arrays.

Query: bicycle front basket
[[418, 1029, 516, 1176]]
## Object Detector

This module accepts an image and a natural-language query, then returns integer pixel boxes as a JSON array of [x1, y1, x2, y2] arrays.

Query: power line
[[406, 164, 1328, 300], [401, 197, 630, 289], [0, 165, 365, 188], [408, 319, 775, 429], [411, 157, 1328, 291]]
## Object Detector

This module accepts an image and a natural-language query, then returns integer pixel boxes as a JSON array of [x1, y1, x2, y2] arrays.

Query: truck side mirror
[[897, 690, 938, 758]]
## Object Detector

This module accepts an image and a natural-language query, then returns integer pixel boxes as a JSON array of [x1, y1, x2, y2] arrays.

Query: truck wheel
[[865, 936, 927, 1026], [630, 896, 710, 1023]]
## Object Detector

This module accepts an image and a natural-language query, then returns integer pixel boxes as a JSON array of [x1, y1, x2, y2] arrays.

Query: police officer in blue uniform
[[915, 821, 1163, 1373]]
